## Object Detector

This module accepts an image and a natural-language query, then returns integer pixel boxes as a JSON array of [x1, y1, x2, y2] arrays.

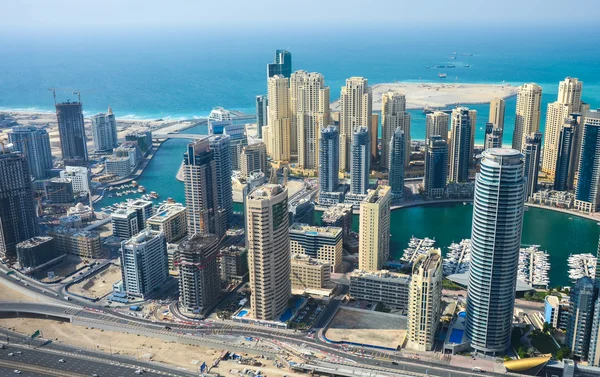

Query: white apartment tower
[[267, 75, 291, 165], [542, 77, 584, 178], [407, 248, 443, 351], [381, 92, 411, 169], [425, 111, 449, 142], [358, 186, 391, 272], [512, 83, 542, 151], [245, 184, 291, 320], [60, 166, 89, 194], [339, 77, 372, 172], [290, 71, 330, 169]]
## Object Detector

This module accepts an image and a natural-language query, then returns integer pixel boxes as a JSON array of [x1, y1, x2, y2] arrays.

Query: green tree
[[556, 346, 571, 361]]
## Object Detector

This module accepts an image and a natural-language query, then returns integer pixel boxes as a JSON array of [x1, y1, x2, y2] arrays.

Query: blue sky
[[3, 0, 600, 33]]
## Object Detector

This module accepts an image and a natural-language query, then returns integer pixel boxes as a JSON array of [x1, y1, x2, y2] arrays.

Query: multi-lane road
[[0, 263, 501, 377]]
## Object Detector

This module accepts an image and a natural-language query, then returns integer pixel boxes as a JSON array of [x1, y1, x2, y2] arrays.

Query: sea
[[1, 27, 599, 144], [3, 27, 599, 287]]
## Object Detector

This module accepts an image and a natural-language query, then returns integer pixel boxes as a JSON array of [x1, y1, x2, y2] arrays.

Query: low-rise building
[[531, 190, 575, 208], [16, 236, 60, 269], [105, 156, 132, 177], [290, 253, 331, 291], [349, 269, 410, 310], [146, 204, 187, 243], [59, 215, 83, 228], [60, 166, 90, 193], [67, 203, 94, 222], [44, 177, 74, 204], [289, 223, 342, 273], [321, 203, 353, 247], [48, 227, 102, 259]]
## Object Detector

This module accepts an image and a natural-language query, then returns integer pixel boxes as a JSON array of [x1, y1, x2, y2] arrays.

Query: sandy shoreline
[[331, 82, 518, 111]]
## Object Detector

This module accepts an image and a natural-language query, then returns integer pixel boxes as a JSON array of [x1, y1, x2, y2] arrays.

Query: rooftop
[[49, 226, 98, 238], [291, 253, 330, 267], [363, 185, 390, 204], [289, 223, 342, 237], [16, 236, 53, 248], [124, 229, 162, 246], [350, 269, 411, 283], [248, 184, 285, 200], [322, 203, 353, 220], [147, 205, 186, 223]]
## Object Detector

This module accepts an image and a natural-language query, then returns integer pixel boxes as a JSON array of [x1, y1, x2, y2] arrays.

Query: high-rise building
[[119, 229, 169, 298], [55, 101, 88, 166], [178, 234, 221, 314], [381, 93, 410, 169], [449, 107, 472, 183], [245, 184, 291, 320], [290, 254, 331, 291], [466, 148, 525, 355], [407, 248, 443, 351], [91, 108, 118, 152], [256, 95, 268, 139], [565, 277, 595, 359], [575, 112, 600, 213], [60, 166, 89, 194], [588, 297, 600, 366], [44, 178, 74, 205], [523, 132, 542, 200], [321, 204, 353, 246], [8, 126, 53, 180], [468, 109, 477, 162], [16, 236, 59, 269], [512, 83, 542, 152], [128, 199, 154, 232], [339, 77, 372, 172], [208, 135, 233, 229], [484, 123, 502, 150], [207, 107, 233, 135], [388, 127, 405, 204], [289, 223, 343, 273], [349, 269, 410, 309], [371, 113, 379, 162], [558, 77, 583, 112], [319, 126, 339, 194], [425, 111, 449, 142], [223, 124, 248, 171], [350, 126, 370, 195], [267, 75, 291, 164], [0, 153, 38, 260], [424, 136, 449, 198], [489, 98, 506, 135], [112, 208, 139, 240], [146, 204, 187, 243], [183, 139, 222, 238], [358, 186, 391, 271], [241, 142, 267, 177], [290, 71, 330, 168], [267, 49, 292, 78], [554, 119, 578, 191]]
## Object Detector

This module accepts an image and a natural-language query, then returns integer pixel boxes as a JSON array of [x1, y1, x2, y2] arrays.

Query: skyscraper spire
[[107, 106, 113, 115]]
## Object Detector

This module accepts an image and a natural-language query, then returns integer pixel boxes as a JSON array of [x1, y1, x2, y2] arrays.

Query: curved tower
[[466, 148, 525, 355]]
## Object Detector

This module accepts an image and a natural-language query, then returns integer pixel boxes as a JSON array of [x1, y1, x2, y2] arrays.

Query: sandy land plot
[[331, 82, 518, 111], [325, 308, 406, 348], [0, 280, 35, 302], [0, 318, 307, 376], [69, 264, 122, 299]]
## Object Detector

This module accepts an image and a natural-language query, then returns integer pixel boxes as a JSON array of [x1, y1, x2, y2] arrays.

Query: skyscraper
[[183, 139, 222, 238], [56, 101, 88, 166], [381, 92, 411, 169], [489, 97, 506, 133], [223, 123, 248, 171], [91, 107, 118, 152], [565, 277, 595, 359], [425, 111, 449, 142], [209, 135, 233, 229], [554, 118, 577, 191], [388, 127, 405, 204], [523, 132, 542, 200], [119, 229, 168, 298], [178, 234, 221, 314], [466, 148, 525, 355], [267, 75, 291, 164], [512, 83, 542, 152], [407, 248, 443, 351], [588, 297, 600, 366], [575, 112, 600, 213], [350, 126, 370, 195], [319, 125, 339, 194], [0, 153, 38, 261], [256, 95, 268, 139], [424, 136, 449, 198], [484, 123, 503, 150], [358, 185, 391, 271], [290, 71, 330, 169], [449, 107, 472, 183], [241, 142, 267, 177], [267, 49, 292, 78], [8, 126, 53, 180], [245, 184, 291, 320], [339, 77, 372, 172], [542, 78, 583, 178]]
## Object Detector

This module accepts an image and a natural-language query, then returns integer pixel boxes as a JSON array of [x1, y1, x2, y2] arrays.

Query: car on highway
[[7, 352, 14, 356], [391, 361, 398, 365], [58, 358, 65, 363], [13, 370, 21, 374], [135, 369, 144, 374], [15, 351, 21, 354], [92, 374, 99, 377]]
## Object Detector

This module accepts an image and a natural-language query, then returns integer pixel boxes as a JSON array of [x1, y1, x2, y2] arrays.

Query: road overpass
[[151, 132, 207, 140]]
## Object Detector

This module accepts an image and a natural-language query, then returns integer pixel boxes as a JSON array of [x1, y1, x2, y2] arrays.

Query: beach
[[331, 82, 518, 112]]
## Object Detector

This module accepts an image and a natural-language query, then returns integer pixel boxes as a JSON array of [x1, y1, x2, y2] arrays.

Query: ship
[[465, 64, 470, 68], [449, 56, 457, 60], [138, 185, 146, 193], [149, 191, 159, 199], [438, 73, 447, 78]]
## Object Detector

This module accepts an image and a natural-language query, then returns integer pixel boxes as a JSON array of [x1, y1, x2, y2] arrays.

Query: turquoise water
[[1, 28, 599, 145], [449, 329, 464, 344]]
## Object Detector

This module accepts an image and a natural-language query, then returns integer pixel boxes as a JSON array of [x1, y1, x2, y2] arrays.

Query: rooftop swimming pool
[[449, 329, 465, 344]]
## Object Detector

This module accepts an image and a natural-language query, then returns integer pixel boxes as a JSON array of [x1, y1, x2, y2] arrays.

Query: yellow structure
[[381, 92, 411, 169], [267, 75, 291, 164], [290, 253, 331, 290], [512, 83, 542, 151], [358, 185, 391, 271], [339, 77, 372, 172], [504, 356, 550, 374]]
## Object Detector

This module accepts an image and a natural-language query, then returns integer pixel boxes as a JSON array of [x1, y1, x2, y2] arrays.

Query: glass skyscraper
[[255, 95, 268, 139], [388, 127, 405, 204], [523, 132, 542, 200], [319, 126, 339, 194], [575, 112, 600, 212], [267, 49, 292, 78], [350, 126, 370, 195], [8, 125, 53, 180], [565, 277, 595, 359], [56, 101, 88, 166], [554, 119, 577, 191], [466, 148, 525, 355], [424, 136, 448, 198]]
